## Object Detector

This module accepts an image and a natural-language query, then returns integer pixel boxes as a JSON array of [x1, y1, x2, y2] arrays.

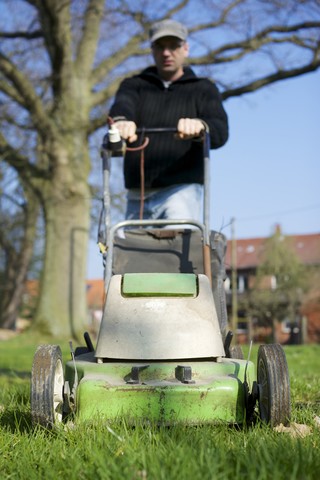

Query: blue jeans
[[125, 183, 203, 222]]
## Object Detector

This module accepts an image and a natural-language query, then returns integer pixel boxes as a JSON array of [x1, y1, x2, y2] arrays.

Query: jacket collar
[[140, 66, 198, 84]]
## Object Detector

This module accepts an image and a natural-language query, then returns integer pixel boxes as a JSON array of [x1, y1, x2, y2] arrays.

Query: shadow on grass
[[0, 408, 33, 433], [0, 368, 32, 433]]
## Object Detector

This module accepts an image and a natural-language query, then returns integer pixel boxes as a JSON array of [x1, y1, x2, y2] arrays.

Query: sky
[[87, 70, 320, 279]]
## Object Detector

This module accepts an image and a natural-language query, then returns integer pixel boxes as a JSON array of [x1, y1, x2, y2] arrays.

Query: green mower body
[[65, 355, 255, 424], [63, 272, 255, 425]]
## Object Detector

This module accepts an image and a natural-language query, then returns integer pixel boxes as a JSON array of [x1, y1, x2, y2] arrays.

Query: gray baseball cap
[[149, 19, 188, 43]]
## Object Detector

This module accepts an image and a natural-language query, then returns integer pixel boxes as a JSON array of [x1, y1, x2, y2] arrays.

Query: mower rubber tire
[[257, 343, 291, 427], [229, 345, 244, 359], [31, 344, 64, 428]]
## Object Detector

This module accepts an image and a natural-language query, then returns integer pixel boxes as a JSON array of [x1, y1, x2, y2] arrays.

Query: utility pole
[[231, 217, 238, 342]]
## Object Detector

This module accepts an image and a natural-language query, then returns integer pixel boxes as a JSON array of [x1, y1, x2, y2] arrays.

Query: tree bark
[[34, 178, 91, 339]]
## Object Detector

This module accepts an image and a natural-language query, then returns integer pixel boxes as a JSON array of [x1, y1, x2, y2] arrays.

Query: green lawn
[[1, 333, 319, 480]]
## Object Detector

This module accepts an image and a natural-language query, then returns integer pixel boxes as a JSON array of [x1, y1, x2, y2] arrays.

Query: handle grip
[[136, 127, 177, 134]]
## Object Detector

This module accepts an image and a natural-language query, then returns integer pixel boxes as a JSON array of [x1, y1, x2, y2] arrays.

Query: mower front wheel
[[257, 344, 291, 427], [31, 344, 64, 428]]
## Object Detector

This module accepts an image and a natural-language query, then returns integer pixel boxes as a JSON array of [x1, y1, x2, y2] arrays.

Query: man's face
[[151, 36, 189, 81]]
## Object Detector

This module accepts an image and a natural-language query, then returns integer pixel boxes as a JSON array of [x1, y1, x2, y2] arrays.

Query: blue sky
[[211, 69, 320, 240], [87, 70, 319, 279]]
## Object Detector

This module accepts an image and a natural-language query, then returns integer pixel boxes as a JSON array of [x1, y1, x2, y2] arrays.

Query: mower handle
[[101, 124, 211, 236], [102, 127, 178, 154], [101, 125, 212, 288], [136, 127, 177, 134]]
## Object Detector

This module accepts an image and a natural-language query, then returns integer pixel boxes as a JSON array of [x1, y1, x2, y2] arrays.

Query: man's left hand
[[176, 118, 205, 139]]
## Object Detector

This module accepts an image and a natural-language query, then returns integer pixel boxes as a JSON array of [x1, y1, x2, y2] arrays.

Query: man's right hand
[[114, 121, 137, 143]]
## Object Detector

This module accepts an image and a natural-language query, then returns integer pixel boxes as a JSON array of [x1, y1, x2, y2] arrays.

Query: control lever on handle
[[104, 124, 125, 156]]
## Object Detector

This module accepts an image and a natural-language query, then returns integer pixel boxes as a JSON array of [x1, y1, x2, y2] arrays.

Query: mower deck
[[65, 354, 255, 424]]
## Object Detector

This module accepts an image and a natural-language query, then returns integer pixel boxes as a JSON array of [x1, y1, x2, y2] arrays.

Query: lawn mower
[[30, 126, 291, 428]]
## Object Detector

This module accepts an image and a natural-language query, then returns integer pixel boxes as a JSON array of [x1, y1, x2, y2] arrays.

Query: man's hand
[[177, 118, 205, 139], [114, 121, 138, 143]]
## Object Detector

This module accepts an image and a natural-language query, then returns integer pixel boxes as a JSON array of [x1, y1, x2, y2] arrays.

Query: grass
[[0, 332, 319, 480]]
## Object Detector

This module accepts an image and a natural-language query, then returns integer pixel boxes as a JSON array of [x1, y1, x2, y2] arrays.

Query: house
[[86, 279, 105, 331], [224, 230, 320, 344]]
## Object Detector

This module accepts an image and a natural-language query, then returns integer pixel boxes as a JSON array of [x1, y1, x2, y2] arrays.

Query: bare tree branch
[[0, 79, 26, 106], [90, 36, 149, 86], [0, 29, 42, 39], [0, 183, 40, 330], [75, 0, 105, 75], [32, 0, 74, 95], [0, 110, 34, 131], [191, 21, 320, 65], [0, 132, 49, 186], [0, 53, 55, 137], [90, 69, 142, 109], [188, 0, 245, 34], [222, 57, 320, 99], [112, 0, 190, 24]]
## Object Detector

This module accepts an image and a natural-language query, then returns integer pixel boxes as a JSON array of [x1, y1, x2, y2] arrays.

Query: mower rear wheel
[[229, 345, 244, 359], [257, 344, 291, 427], [31, 344, 64, 428]]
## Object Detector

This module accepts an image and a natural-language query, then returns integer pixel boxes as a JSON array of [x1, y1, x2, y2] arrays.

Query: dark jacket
[[109, 66, 228, 189]]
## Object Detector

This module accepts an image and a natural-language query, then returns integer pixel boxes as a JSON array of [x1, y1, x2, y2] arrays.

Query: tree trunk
[[1, 250, 33, 330], [0, 191, 39, 329], [34, 177, 91, 339]]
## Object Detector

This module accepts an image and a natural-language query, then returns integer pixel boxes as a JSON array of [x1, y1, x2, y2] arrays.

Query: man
[[109, 19, 228, 221]]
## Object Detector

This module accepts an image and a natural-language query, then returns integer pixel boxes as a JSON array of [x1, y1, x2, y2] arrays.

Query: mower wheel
[[31, 344, 64, 428], [257, 344, 291, 427], [229, 345, 244, 359]]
